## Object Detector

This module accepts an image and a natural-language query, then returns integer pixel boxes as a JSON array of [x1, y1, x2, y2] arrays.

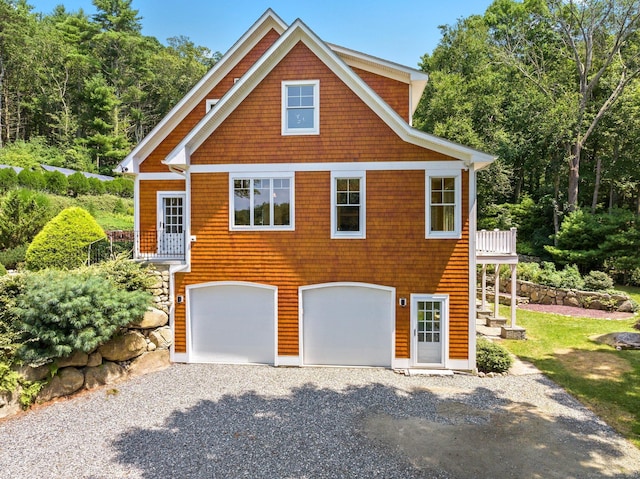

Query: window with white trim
[[230, 174, 294, 230], [282, 80, 319, 135], [426, 171, 461, 238], [331, 171, 365, 238]]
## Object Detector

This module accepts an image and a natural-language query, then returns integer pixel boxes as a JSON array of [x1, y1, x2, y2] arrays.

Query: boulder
[[129, 307, 168, 329], [38, 367, 84, 402], [594, 332, 640, 350], [617, 300, 635, 313], [98, 331, 147, 361], [87, 351, 102, 367], [56, 350, 89, 368], [84, 362, 126, 389], [0, 389, 20, 419], [127, 350, 170, 377], [13, 364, 50, 382], [564, 295, 581, 307], [149, 326, 173, 350]]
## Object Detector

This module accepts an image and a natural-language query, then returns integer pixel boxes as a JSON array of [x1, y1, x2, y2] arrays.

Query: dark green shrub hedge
[[67, 171, 89, 197], [476, 338, 513, 373], [44, 170, 68, 195], [105, 177, 134, 198], [17, 169, 45, 190], [14, 269, 151, 365], [0, 189, 52, 250], [25, 207, 105, 270], [87, 177, 105, 195], [0, 244, 28, 270]]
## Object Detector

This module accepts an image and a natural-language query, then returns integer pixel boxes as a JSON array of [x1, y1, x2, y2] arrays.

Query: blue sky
[[28, 0, 495, 68]]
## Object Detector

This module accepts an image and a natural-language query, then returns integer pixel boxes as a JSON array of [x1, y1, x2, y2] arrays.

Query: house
[[117, 10, 496, 371]]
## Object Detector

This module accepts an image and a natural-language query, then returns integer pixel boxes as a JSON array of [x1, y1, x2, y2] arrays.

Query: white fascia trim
[[138, 172, 186, 180], [118, 10, 288, 172], [189, 160, 466, 174], [164, 19, 495, 169]]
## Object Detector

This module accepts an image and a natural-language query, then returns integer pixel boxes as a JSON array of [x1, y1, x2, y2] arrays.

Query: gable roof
[[164, 18, 495, 170], [117, 9, 288, 174]]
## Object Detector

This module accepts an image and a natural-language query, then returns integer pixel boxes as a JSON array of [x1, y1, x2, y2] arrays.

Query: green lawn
[[500, 304, 640, 448]]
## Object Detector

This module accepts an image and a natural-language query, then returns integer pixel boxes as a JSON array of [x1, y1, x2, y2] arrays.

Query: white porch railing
[[476, 228, 517, 256]]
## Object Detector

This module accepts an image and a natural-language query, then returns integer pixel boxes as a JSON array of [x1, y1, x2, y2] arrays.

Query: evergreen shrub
[[0, 167, 18, 191], [44, 170, 68, 195], [14, 269, 151, 365], [25, 207, 105, 270], [476, 338, 513, 373], [17, 169, 45, 190], [0, 189, 52, 250], [582, 270, 614, 292], [67, 171, 89, 196], [87, 177, 105, 195], [0, 244, 28, 270]]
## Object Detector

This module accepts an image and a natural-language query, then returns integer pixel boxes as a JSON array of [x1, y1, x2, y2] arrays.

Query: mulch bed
[[518, 303, 635, 320]]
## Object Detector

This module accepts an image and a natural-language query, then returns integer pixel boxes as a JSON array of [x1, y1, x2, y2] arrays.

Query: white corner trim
[[275, 356, 301, 367]]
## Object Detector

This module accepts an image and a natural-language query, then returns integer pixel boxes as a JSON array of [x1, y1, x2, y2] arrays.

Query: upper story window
[[282, 80, 319, 135], [426, 171, 461, 239], [230, 174, 294, 231], [331, 171, 365, 239]]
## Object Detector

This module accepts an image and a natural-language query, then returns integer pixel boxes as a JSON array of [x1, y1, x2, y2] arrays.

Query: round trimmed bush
[[582, 270, 613, 292], [476, 338, 513, 373], [24, 207, 105, 270]]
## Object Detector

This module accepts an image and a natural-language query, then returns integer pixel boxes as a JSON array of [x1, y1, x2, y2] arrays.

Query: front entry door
[[157, 192, 185, 257], [412, 295, 448, 366]]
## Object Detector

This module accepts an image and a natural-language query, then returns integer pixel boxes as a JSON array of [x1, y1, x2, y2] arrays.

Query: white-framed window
[[426, 170, 461, 239], [282, 80, 319, 135], [331, 171, 365, 239], [229, 173, 294, 231], [205, 99, 219, 113]]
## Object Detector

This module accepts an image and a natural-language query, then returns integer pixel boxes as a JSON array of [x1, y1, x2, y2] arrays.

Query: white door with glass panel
[[411, 294, 447, 366], [157, 192, 185, 257]]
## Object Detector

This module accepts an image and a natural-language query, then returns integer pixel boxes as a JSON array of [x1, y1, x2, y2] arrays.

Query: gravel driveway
[[1, 364, 639, 479]]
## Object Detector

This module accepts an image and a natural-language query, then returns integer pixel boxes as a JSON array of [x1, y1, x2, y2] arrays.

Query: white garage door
[[188, 282, 276, 364], [301, 283, 394, 367]]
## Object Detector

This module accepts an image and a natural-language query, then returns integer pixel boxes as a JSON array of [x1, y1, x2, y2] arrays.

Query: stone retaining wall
[[500, 279, 635, 313], [0, 266, 173, 419]]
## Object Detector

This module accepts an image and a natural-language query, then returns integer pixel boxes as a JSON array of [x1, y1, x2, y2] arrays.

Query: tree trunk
[[567, 141, 581, 211], [553, 168, 561, 244], [591, 154, 601, 213]]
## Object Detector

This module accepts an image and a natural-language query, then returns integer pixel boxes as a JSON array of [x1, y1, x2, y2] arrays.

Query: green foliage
[[104, 177, 134, 198], [0, 362, 19, 393], [17, 169, 45, 190], [0, 189, 52, 250], [0, 274, 25, 362], [87, 177, 106, 195], [517, 262, 585, 290], [43, 170, 68, 195], [0, 167, 18, 191], [476, 338, 513, 373], [546, 209, 640, 278], [0, 138, 66, 169], [67, 171, 89, 197], [0, 263, 6, 276], [583, 271, 614, 292], [19, 380, 45, 409], [0, 244, 27, 270], [14, 268, 151, 365], [25, 207, 105, 271], [86, 256, 155, 292]]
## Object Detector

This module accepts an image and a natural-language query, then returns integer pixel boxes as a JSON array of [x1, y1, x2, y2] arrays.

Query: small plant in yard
[[476, 337, 513, 373]]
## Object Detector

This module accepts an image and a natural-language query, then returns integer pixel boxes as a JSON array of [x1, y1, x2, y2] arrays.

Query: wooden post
[[510, 263, 517, 328], [494, 263, 500, 317], [481, 263, 487, 310]]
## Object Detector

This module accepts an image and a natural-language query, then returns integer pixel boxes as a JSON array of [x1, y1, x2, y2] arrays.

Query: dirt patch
[[554, 348, 632, 382], [519, 303, 635, 320]]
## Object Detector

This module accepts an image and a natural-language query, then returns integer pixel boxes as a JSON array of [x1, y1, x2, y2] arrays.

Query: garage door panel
[[190, 284, 275, 364], [302, 285, 393, 367]]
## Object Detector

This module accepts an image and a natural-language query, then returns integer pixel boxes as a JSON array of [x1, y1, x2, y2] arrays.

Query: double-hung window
[[426, 171, 461, 239], [282, 80, 319, 135], [331, 171, 365, 239], [230, 174, 294, 230]]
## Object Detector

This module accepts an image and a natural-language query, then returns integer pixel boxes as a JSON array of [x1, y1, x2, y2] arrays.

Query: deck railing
[[87, 230, 185, 263], [476, 228, 517, 256]]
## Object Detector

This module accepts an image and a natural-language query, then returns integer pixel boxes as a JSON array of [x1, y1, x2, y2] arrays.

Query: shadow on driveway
[[113, 377, 638, 479]]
